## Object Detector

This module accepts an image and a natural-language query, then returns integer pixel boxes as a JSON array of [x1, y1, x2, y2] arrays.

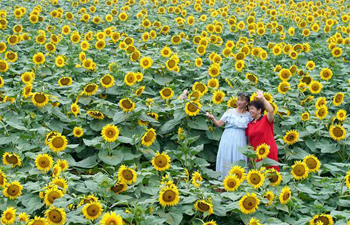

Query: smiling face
[[237, 95, 249, 110], [249, 105, 261, 119]]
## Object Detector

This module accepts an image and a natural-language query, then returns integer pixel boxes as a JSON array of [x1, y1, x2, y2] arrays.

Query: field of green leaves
[[0, 0, 350, 224]]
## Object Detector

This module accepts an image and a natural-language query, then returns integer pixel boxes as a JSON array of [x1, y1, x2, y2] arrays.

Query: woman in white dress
[[206, 92, 252, 179]]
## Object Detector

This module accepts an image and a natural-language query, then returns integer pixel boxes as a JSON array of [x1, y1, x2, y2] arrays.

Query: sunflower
[[303, 155, 321, 173], [161, 46, 172, 57], [35, 154, 53, 172], [316, 106, 328, 120], [208, 64, 220, 77], [117, 165, 137, 185], [33, 52, 45, 65], [331, 47, 342, 58], [336, 109, 347, 121], [32, 92, 49, 107], [223, 174, 241, 191], [333, 92, 344, 106], [101, 124, 119, 142], [124, 72, 136, 86], [263, 190, 274, 206], [0, 60, 8, 72], [83, 83, 98, 96], [110, 181, 127, 194], [2, 152, 21, 168], [191, 171, 202, 187], [71, 103, 80, 117], [135, 72, 143, 82], [266, 168, 282, 186], [345, 171, 350, 190], [207, 78, 219, 89], [100, 74, 114, 88], [279, 186, 291, 204], [3, 181, 22, 199], [195, 58, 203, 67], [239, 193, 260, 214], [44, 186, 63, 206], [119, 98, 135, 113], [159, 185, 180, 207], [203, 220, 217, 225], [152, 152, 171, 171], [194, 199, 214, 215], [310, 214, 334, 225], [247, 170, 265, 189], [100, 212, 123, 225], [192, 82, 208, 96], [73, 127, 84, 138], [49, 134, 68, 152], [140, 57, 153, 69], [0, 76, 4, 88], [279, 69, 291, 81], [246, 73, 258, 84], [301, 112, 310, 121], [58, 77, 72, 86], [228, 165, 246, 182], [141, 128, 157, 147], [308, 81, 322, 94], [320, 68, 333, 80], [82, 201, 103, 221], [185, 101, 201, 116], [277, 81, 290, 94], [135, 86, 145, 96], [235, 60, 245, 72], [1, 207, 16, 224], [306, 61, 315, 70], [159, 87, 174, 100], [329, 125, 346, 141], [291, 161, 309, 180], [87, 110, 105, 119], [283, 130, 299, 145], [28, 217, 48, 225], [55, 55, 65, 67], [315, 97, 327, 109], [51, 177, 68, 192], [45, 206, 66, 225], [256, 143, 270, 160], [0, 170, 7, 188], [212, 90, 225, 104], [18, 212, 29, 223]]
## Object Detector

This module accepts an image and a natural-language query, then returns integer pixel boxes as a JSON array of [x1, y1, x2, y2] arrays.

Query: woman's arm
[[206, 113, 225, 127], [256, 90, 274, 123]]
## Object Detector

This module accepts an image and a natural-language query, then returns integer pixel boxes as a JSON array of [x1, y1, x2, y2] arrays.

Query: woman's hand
[[255, 90, 265, 100], [206, 112, 214, 120]]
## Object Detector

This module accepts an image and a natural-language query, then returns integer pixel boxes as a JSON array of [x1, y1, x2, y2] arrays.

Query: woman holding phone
[[206, 92, 252, 179]]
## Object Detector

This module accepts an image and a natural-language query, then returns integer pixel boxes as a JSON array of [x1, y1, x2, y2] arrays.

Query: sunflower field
[[1, 0, 350, 224]]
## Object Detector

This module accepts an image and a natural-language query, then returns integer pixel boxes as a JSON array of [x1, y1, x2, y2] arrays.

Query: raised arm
[[256, 90, 274, 123], [206, 112, 225, 127]]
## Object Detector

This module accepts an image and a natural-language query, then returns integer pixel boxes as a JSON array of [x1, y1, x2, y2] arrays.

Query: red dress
[[246, 115, 279, 171]]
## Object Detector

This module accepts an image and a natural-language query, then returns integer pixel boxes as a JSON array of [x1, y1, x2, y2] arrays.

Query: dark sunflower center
[[34, 93, 46, 103], [60, 78, 70, 85], [333, 127, 343, 137], [8, 185, 19, 196], [198, 202, 210, 211], [86, 85, 96, 93], [187, 104, 198, 112], [6, 155, 18, 164], [122, 170, 133, 180], [144, 131, 154, 142], [227, 179, 237, 188], [155, 155, 167, 167], [48, 191, 60, 203], [5, 212, 13, 220], [122, 100, 132, 109], [106, 129, 116, 138], [162, 89, 171, 96], [52, 137, 64, 148], [294, 165, 305, 176], [87, 204, 100, 216], [306, 158, 316, 169], [162, 190, 176, 202], [243, 197, 256, 210], [49, 210, 62, 223], [111, 184, 124, 193], [250, 173, 261, 185]]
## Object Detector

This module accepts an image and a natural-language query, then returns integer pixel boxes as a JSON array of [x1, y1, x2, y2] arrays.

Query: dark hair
[[237, 92, 250, 103], [248, 100, 265, 114]]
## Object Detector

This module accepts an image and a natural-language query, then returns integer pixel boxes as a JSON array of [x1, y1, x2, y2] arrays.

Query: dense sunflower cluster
[[0, 0, 350, 224]]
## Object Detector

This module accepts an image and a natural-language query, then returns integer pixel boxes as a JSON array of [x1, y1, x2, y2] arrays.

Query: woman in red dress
[[245, 90, 279, 171]]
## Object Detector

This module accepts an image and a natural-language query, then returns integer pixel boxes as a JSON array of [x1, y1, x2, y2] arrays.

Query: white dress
[[216, 108, 252, 179]]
